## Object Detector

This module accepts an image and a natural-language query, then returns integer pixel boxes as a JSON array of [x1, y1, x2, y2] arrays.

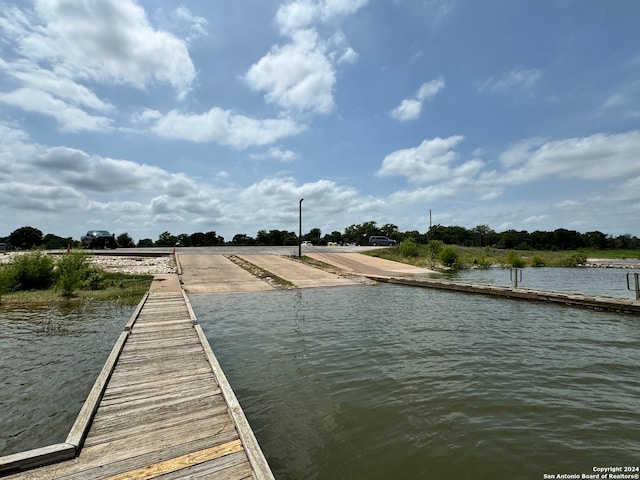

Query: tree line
[[2, 223, 639, 251]]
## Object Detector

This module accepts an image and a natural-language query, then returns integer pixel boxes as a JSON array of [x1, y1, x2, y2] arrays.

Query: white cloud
[[153, 5, 208, 44], [337, 46, 359, 64], [250, 147, 300, 162], [23, 0, 197, 98], [0, 0, 198, 131], [275, 0, 369, 33], [147, 108, 306, 148], [0, 87, 112, 132], [376, 135, 467, 184], [245, 29, 336, 115], [391, 78, 445, 121], [391, 99, 423, 122], [246, 0, 367, 116], [496, 131, 640, 184], [478, 67, 542, 93]]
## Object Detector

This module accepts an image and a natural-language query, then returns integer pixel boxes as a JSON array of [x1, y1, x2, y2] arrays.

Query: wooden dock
[[373, 276, 640, 314], [1, 279, 274, 479]]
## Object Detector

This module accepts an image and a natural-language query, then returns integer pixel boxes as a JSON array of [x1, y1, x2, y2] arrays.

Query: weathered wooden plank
[[102, 440, 243, 480], [85, 404, 234, 449], [65, 330, 130, 451], [102, 371, 216, 398], [154, 451, 252, 480], [0, 444, 75, 476]]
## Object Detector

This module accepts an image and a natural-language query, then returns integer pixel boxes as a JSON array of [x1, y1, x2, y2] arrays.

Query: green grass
[[364, 245, 639, 270], [0, 272, 153, 307]]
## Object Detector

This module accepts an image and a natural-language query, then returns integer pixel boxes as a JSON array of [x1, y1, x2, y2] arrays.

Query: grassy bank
[[0, 250, 153, 306], [0, 272, 153, 307], [365, 243, 640, 271]]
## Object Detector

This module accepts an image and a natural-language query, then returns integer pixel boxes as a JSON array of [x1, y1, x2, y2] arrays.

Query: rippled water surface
[[0, 303, 132, 455], [448, 266, 640, 298], [192, 284, 640, 480]]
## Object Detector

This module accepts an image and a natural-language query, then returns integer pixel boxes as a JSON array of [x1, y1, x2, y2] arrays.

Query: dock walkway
[[1, 276, 273, 479]]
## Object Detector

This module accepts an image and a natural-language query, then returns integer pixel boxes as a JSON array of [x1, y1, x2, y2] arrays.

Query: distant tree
[[231, 234, 255, 245], [380, 223, 399, 240], [343, 221, 381, 244], [304, 228, 322, 244], [497, 230, 530, 249], [176, 233, 192, 247], [117, 233, 135, 248], [190, 232, 208, 246], [203, 231, 223, 246], [582, 231, 608, 249], [322, 231, 342, 245], [553, 228, 584, 250], [43, 233, 73, 249], [137, 238, 153, 247], [156, 231, 178, 247], [9, 226, 43, 249], [473, 225, 496, 247], [529, 230, 554, 250], [428, 225, 473, 246], [613, 234, 636, 249]]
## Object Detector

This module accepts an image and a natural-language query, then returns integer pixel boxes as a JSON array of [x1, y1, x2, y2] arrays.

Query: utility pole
[[298, 198, 304, 258]]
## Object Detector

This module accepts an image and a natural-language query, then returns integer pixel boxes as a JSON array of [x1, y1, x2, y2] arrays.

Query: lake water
[[2, 268, 639, 479], [447, 266, 640, 299], [191, 282, 640, 480], [0, 303, 132, 456]]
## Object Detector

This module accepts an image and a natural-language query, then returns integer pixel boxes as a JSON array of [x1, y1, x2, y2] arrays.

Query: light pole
[[298, 198, 304, 258]]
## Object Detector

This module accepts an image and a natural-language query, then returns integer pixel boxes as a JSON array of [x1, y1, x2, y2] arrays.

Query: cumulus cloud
[[391, 78, 445, 121], [494, 131, 640, 184], [0, 123, 227, 234], [245, 30, 336, 115], [24, 0, 197, 97], [376, 135, 482, 185], [275, 0, 369, 33], [0, 0, 198, 130], [146, 108, 306, 148], [245, 0, 368, 116]]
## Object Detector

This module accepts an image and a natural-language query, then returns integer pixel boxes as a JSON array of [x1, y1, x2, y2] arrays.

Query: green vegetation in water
[[0, 250, 152, 306], [364, 244, 632, 271]]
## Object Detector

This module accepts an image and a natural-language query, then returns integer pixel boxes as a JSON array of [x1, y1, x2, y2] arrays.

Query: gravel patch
[[0, 252, 177, 275], [89, 255, 177, 275]]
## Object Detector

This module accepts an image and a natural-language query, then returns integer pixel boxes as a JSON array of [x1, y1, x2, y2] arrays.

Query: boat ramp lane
[[0, 276, 275, 480], [372, 276, 640, 314]]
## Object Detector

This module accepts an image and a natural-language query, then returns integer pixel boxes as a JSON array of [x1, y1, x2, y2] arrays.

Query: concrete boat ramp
[[2, 250, 639, 479]]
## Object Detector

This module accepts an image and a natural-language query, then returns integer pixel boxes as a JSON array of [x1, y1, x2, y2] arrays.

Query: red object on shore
[[67, 243, 71, 253]]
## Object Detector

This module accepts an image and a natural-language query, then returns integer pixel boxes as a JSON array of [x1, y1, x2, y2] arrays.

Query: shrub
[[399, 239, 419, 257], [531, 255, 545, 267], [472, 256, 492, 268], [562, 250, 587, 267], [55, 250, 91, 297], [427, 240, 444, 259], [507, 250, 526, 268], [0, 265, 16, 302], [82, 268, 107, 290], [11, 251, 55, 290], [439, 246, 459, 267]]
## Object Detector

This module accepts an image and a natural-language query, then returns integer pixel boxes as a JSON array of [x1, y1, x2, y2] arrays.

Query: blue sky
[[1, 0, 639, 242]]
